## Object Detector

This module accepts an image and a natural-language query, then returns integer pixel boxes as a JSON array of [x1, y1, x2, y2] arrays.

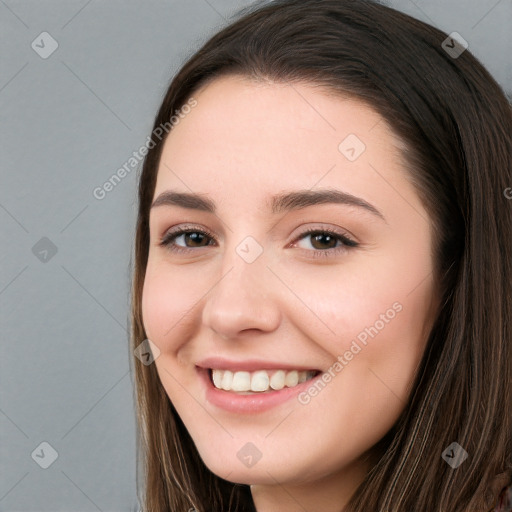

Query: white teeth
[[221, 370, 233, 390], [231, 371, 251, 392], [284, 370, 299, 387], [211, 368, 316, 393], [270, 370, 285, 390], [212, 369, 223, 389], [251, 370, 269, 392]]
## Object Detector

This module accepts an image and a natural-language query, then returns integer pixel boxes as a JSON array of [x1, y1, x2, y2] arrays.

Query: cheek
[[279, 280, 432, 471], [141, 261, 204, 406], [288, 259, 433, 353], [141, 260, 203, 349], [287, 247, 435, 412]]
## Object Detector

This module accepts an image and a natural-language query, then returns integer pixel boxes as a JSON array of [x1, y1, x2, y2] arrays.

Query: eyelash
[[159, 225, 359, 259]]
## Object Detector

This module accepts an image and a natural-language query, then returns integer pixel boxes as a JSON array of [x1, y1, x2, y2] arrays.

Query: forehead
[[168, 74, 390, 147], [152, 75, 422, 224]]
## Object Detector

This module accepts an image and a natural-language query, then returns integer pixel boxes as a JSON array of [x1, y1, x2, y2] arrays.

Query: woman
[[129, 0, 512, 510]]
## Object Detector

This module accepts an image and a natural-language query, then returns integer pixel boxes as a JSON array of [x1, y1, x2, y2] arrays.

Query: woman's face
[[142, 75, 439, 500]]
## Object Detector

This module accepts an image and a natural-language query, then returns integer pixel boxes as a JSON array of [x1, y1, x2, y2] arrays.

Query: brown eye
[[181, 232, 210, 247], [292, 228, 359, 260], [309, 232, 339, 250], [159, 227, 216, 253]]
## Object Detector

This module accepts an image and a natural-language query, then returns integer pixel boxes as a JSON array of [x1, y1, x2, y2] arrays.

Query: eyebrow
[[150, 189, 386, 222]]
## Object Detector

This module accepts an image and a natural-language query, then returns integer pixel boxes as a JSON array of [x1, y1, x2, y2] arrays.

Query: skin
[[141, 75, 440, 512]]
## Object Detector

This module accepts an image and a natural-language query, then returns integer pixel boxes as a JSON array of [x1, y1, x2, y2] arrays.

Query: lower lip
[[197, 367, 322, 414]]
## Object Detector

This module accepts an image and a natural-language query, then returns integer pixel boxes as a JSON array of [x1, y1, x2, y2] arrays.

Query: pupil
[[186, 232, 205, 246], [312, 233, 336, 249]]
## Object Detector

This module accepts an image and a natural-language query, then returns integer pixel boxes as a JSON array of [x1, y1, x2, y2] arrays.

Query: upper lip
[[196, 357, 321, 372]]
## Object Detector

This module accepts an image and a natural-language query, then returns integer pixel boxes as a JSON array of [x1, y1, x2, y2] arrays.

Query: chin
[[196, 446, 310, 487]]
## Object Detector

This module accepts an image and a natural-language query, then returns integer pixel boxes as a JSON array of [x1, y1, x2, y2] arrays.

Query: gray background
[[1, 0, 510, 511]]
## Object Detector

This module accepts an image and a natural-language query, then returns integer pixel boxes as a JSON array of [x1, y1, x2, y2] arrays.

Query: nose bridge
[[220, 231, 270, 291], [201, 234, 280, 338]]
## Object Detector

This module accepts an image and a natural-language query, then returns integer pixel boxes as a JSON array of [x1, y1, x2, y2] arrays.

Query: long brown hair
[[129, 1, 512, 510]]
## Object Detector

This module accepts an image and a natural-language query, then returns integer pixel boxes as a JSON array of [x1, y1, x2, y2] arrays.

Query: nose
[[201, 245, 282, 340]]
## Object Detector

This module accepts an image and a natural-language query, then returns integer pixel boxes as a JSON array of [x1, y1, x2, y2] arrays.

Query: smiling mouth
[[209, 368, 321, 394]]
